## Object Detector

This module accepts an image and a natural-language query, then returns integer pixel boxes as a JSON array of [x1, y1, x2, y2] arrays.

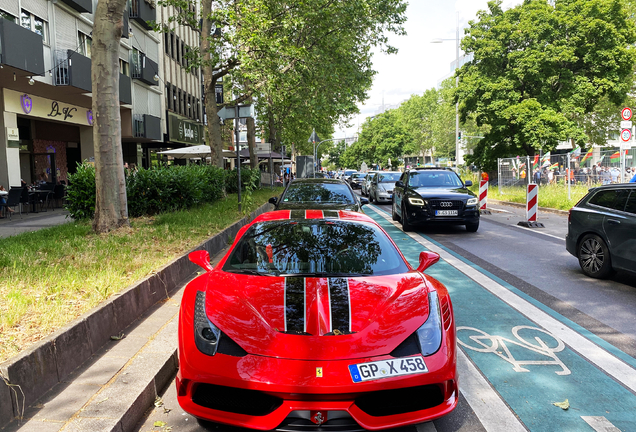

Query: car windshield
[[378, 173, 401, 182], [345, 170, 356, 176], [352, 173, 366, 179], [282, 183, 354, 204], [409, 171, 463, 188], [223, 220, 409, 276]]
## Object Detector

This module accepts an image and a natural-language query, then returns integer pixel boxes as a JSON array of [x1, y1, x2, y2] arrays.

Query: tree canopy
[[457, 0, 636, 170]]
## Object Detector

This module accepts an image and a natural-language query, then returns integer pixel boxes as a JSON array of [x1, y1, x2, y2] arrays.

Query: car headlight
[[409, 197, 427, 206], [466, 197, 478, 206], [194, 291, 221, 356], [416, 291, 443, 356]]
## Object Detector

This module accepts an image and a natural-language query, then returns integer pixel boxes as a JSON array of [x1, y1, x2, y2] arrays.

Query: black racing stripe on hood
[[290, 210, 305, 219], [323, 210, 339, 218], [328, 277, 350, 333], [285, 277, 305, 333]]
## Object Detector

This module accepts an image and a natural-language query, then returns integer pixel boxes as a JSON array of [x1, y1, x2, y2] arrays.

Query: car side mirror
[[416, 251, 440, 272], [360, 197, 369, 206], [395, 180, 404, 188], [189, 250, 214, 272], [268, 197, 278, 205], [464, 180, 473, 187]]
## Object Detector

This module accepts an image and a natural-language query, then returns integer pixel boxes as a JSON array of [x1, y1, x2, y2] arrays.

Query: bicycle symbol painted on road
[[457, 326, 571, 376]]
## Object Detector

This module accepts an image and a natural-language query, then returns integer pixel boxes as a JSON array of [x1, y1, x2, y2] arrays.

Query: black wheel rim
[[580, 238, 605, 274]]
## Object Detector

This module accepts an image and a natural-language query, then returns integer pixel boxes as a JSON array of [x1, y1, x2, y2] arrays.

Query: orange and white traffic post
[[518, 183, 544, 228]]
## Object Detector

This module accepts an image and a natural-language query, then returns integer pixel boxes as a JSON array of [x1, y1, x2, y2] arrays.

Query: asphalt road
[[135, 197, 636, 432]]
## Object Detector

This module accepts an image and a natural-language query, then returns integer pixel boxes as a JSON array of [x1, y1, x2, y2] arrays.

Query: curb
[[487, 199, 569, 216], [0, 202, 272, 429]]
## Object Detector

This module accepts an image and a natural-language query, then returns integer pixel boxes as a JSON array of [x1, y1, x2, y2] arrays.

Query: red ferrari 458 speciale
[[177, 210, 457, 430]]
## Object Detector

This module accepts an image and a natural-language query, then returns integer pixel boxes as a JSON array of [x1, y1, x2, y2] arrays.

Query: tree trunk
[[247, 116, 257, 169], [200, 0, 223, 167], [91, 0, 129, 233]]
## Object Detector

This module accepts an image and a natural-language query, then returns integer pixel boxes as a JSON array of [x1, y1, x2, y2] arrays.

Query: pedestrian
[[600, 166, 611, 185], [630, 168, 636, 183], [0, 185, 14, 214]]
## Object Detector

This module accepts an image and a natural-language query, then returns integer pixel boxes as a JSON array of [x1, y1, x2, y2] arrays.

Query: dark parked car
[[348, 172, 367, 189], [566, 183, 636, 279], [392, 168, 479, 232], [269, 178, 368, 212]]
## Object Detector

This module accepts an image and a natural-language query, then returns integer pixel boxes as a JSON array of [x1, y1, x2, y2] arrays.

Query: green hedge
[[66, 163, 262, 219]]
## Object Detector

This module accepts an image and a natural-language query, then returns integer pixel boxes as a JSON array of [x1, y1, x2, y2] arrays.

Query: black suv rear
[[392, 168, 480, 232]]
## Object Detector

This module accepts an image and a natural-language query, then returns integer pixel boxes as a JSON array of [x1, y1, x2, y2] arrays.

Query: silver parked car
[[362, 171, 379, 196], [369, 171, 402, 204]]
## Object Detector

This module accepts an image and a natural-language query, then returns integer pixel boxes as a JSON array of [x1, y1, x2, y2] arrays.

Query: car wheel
[[392, 199, 400, 221], [578, 234, 613, 279], [369, 191, 374, 203], [401, 204, 412, 232], [466, 221, 479, 232]]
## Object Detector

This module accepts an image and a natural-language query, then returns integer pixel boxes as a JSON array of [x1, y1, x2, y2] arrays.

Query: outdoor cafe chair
[[1, 188, 23, 219]]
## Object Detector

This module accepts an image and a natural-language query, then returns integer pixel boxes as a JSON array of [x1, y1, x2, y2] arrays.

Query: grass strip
[[468, 182, 594, 211], [0, 188, 282, 363]]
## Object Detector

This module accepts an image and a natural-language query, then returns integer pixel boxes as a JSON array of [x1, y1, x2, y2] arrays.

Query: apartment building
[[0, 0, 162, 187]]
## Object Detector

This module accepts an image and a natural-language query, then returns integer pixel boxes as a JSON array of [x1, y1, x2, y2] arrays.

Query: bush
[[65, 163, 96, 220], [66, 162, 260, 219]]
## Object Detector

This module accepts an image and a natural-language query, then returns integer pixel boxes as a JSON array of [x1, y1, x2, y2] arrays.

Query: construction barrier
[[479, 180, 488, 210], [526, 183, 538, 221]]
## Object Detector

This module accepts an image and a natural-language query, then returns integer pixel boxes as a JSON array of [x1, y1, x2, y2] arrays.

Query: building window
[[177, 89, 182, 114], [181, 41, 186, 67], [172, 86, 177, 112], [21, 10, 48, 44], [164, 32, 170, 56], [119, 59, 130, 76], [175, 35, 181, 63], [170, 33, 175, 59], [1, 9, 16, 22], [131, 48, 143, 77], [166, 83, 171, 110], [78, 32, 92, 58]]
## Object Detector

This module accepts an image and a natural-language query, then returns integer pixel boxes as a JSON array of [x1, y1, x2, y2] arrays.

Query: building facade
[[0, 0, 164, 188]]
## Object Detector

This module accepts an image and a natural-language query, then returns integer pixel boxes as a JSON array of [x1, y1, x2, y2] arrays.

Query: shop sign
[[168, 112, 204, 145], [3, 89, 93, 127], [6, 127, 20, 148]]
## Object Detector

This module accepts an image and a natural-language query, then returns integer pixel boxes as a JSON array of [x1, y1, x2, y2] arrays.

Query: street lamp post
[[432, 12, 460, 168], [308, 130, 342, 177]]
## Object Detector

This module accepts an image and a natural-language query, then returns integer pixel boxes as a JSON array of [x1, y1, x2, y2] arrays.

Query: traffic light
[[458, 131, 462, 140]]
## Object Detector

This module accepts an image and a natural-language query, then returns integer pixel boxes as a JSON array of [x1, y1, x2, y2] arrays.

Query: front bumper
[[404, 205, 479, 226], [177, 349, 457, 430]]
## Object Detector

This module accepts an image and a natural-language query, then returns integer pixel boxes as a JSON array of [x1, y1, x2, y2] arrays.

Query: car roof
[[411, 167, 455, 172], [587, 183, 636, 192], [253, 210, 376, 224], [288, 178, 345, 184]]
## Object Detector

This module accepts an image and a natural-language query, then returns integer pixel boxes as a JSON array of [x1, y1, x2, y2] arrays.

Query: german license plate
[[436, 210, 458, 216], [348, 356, 428, 383]]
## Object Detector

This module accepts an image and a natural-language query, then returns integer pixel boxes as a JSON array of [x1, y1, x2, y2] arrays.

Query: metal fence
[[498, 148, 635, 193]]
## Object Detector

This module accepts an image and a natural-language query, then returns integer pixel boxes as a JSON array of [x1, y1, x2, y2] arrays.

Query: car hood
[[276, 202, 359, 211], [203, 272, 431, 360], [413, 187, 474, 198]]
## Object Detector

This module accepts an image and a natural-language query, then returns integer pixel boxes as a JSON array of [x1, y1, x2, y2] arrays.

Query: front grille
[[429, 199, 464, 210], [192, 384, 283, 416], [217, 334, 248, 356], [355, 385, 444, 417]]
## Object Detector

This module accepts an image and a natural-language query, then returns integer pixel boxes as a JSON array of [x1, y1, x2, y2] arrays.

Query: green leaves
[[457, 0, 636, 170]]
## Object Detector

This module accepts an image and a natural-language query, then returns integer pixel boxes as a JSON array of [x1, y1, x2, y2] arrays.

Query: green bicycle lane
[[365, 206, 636, 432]]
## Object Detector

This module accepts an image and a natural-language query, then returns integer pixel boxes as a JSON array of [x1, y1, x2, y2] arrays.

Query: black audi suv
[[392, 168, 480, 232]]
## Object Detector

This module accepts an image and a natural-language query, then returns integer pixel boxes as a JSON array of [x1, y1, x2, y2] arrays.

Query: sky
[[333, 0, 521, 140]]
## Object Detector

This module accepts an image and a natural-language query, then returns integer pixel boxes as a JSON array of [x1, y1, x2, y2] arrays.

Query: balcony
[[131, 55, 158, 86], [133, 114, 161, 140], [0, 18, 44, 75], [119, 74, 132, 104], [59, 0, 92, 13], [129, 0, 156, 30], [54, 50, 91, 92]]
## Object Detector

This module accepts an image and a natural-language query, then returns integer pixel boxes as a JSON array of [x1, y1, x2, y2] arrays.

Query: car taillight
[[568, 208, 572, 223]]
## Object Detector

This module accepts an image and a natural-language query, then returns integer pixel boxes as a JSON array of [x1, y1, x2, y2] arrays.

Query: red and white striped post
[[526, 183, 538, 222], [479, 180, 488, 210]]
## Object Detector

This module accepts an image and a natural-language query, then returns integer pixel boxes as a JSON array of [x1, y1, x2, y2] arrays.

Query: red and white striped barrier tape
[[526, 183, 538, 222], [479, 180, 488, 210]]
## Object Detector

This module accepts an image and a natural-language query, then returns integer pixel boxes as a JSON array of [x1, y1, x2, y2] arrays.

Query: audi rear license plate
[[436, 210, 458, 216], [349, 356, 428, 383]]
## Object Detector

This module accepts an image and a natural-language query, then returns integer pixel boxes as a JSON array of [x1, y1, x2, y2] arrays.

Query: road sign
[[621, 128, 632, 142], [621, 107, 632, 121], [620, 120, 632, 129]]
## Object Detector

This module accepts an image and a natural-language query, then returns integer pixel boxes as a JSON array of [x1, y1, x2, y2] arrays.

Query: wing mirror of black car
[[360, 197, 369, 206], [268, 197, 278, 205], [395, 180, 405, 188], [417, 251, 440, 272], [189, 250, 215, 272], [464, 180, 473, 187]]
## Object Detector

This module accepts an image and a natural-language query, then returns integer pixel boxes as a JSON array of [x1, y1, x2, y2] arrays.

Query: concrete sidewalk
[[0, 208, 73, 238]]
